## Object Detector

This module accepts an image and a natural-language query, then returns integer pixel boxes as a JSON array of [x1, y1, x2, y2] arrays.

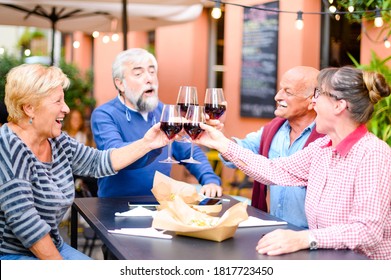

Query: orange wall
[[360, 20, 391, 67], [155, 11, 209, 105], [64, 31, 92, 75]]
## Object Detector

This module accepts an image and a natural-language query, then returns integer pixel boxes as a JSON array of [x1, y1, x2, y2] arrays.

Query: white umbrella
[[0, 0, 204, 64]]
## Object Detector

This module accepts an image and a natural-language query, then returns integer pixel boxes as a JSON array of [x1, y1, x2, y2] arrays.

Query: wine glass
[[176, 86, 199, 117], [181, 105, 205, 164], [158, 104, 182, 164], [204, 88, 226, 120], [176, 86, 198, 142]]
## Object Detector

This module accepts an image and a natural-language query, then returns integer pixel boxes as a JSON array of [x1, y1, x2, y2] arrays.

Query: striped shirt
[[0, 124, 116, 256], [222, 125, 391, 259]]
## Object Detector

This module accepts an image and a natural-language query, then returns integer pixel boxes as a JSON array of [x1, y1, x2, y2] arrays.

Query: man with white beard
[[219, 66, 322, 229], [91, 48, 222, 199]]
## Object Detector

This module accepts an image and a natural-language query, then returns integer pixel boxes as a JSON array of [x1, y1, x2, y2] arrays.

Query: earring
[[29, 118, 33, 124]]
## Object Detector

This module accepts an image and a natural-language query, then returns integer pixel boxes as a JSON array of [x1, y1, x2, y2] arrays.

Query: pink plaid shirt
[[222, 125, 391, 259]]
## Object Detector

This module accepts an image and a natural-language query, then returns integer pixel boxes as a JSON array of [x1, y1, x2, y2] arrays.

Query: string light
[[102, 35, 110, 44], [111, 33, 119, 42], [92, 31, 100, 38], [295, 11, 304, 30], [73, 41, 80, 49], [374, 7, 383, 27], [329, 5, 337, 13], [207, 1, 391, 31], [211, 0, 222, 19], [384, 37, 391, 48]]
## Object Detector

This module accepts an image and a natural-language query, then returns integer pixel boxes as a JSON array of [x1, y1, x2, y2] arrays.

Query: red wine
[[160, 122, 182, 140], [177, 103, 189, 117], [177, 102, 198, 118], [184, 123, 204, 140], [204, 103, 226, 119]]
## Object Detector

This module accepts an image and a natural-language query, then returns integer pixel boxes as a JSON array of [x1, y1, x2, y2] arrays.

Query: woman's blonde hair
[[5, 64, 70, 123]]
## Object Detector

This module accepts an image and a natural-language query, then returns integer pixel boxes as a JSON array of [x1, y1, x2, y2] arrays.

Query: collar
[[117, 94, 149, 121], [323, 124, 368, 156], [284, 120, 316, 135], [117, 94, 136, 111]]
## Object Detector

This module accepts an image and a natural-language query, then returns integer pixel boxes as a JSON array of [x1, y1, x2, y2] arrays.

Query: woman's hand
[[205, 100, 226, 131], [205, 119, 224, 131], [143, 122, 171, 150], [193, 123, 230, 153], [256, 229, 309, 256]]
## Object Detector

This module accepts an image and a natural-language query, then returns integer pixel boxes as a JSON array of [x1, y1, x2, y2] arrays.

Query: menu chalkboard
[[240, 1, 279, 118]]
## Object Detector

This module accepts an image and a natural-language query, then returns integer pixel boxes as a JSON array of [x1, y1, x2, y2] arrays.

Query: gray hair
[[318, 66, 390, 123], [112, 48, 158, 91]]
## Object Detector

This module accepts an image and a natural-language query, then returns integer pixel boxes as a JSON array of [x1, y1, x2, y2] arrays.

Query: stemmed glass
[[181, 105, 205, 164], [176, 86, 198, 142], [158, 104, 182, 164], [204, 88, 226, 120]]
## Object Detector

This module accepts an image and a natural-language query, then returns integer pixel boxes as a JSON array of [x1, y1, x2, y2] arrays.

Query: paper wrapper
[[151, 171, 222, 214], [152, 171, 200, 205], [152, 195, 248, 242]]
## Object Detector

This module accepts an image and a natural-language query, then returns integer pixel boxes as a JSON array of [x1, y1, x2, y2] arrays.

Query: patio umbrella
[[0, 0, 204, 64]]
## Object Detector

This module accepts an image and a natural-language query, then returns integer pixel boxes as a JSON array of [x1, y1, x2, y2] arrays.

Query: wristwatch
[[308, 231, 318, 250]]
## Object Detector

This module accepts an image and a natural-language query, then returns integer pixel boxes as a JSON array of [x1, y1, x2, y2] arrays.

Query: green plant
[[334, 0, 391, 23], [0, 52, 23, 102], [334, 1, 391, 39], [0, 53, 94, 113], [348, 51, 391, 145]]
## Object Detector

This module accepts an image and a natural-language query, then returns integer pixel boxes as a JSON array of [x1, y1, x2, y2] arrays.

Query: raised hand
[[192, 122, 230, 153]]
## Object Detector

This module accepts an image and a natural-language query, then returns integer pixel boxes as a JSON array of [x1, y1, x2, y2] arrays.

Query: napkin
[[108, 227, 172, 239], [115, 206, 156, 217], [238, 216, 287, 227]]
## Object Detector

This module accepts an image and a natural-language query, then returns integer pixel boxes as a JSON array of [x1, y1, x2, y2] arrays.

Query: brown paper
[[151, 171, 222, 214], [152, 195, 248, 242], [152, 171, 201, 205]]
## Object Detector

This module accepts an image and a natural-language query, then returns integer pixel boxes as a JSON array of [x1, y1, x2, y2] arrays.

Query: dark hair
[[318, 66, 390, 123]]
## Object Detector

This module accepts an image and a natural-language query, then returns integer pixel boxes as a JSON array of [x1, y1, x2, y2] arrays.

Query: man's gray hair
[[112, 48, 158, 89]]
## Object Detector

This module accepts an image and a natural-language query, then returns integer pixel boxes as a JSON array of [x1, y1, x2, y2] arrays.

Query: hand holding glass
[[181, 105, 205, 164], [159, 104, 182, 164], [204, 88, 226, 120]]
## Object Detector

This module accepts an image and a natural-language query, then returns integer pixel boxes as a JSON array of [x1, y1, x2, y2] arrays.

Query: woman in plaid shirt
[[195, 66, 391, 259]]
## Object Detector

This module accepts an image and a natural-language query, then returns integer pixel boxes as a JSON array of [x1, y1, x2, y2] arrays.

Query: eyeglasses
[[279, 88, 310, 99], [313, 88, 342, 100]]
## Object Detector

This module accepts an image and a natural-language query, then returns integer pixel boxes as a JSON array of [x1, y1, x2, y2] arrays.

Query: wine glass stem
[[167, 141, 173, 160], [190, 142, 194, 159]]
